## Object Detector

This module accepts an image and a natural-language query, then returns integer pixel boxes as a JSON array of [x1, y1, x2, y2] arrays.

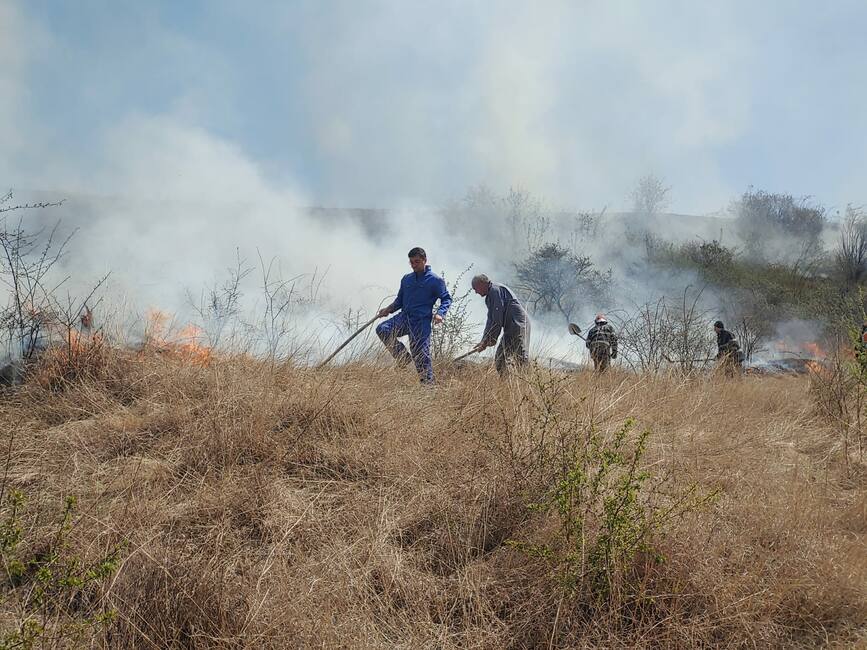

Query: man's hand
[[472, 341, 488, 353], [376, 307, 391, 318], [433, 314, 444, 325]]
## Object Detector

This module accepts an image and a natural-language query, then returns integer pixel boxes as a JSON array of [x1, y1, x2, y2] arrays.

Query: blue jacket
[[390, 265, 452, 327]]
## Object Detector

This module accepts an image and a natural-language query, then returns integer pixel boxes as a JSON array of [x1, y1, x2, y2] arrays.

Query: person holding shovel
[[469, 274, 531, 376], [586, 313, 618, 372], [375, 247, 451, 384]]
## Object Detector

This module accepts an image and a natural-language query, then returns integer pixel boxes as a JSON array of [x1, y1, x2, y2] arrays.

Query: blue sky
[[3, 0, 867, 214]]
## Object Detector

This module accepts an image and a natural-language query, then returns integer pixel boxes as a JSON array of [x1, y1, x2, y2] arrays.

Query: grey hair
[[471, 274, 491, 286]]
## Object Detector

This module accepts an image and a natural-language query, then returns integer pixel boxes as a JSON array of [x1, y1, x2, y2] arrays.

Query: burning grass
[[0, 348, 865, 648]]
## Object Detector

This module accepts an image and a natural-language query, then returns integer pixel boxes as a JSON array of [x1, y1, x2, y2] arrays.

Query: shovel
[[568, 323, 587, 341], [316, 315, 379, 369]]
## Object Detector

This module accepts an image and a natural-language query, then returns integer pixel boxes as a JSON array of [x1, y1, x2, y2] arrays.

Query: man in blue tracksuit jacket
[[376, 247, 452, 384]]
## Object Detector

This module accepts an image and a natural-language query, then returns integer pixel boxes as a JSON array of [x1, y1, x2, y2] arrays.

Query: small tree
[[733, 188, 826, 262], [835, 205, 867, 290], [630, 174, 671, 217], [514, 243, 610, 322]]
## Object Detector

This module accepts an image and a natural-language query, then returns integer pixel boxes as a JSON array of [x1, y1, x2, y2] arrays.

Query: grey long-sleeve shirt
[[481, 283, 529, 346]]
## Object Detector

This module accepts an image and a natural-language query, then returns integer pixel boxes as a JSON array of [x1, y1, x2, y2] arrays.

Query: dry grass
[[0, 350, 865, 648]]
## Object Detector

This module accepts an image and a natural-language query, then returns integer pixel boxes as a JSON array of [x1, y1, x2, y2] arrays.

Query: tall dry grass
[[0, 349, 865, 648]]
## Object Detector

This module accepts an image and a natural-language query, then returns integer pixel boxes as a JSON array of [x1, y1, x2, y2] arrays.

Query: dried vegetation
[[0, 347, 865, 648]]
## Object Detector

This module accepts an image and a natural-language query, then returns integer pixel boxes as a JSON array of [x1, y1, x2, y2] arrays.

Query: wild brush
[[0, 347, 863, 648]]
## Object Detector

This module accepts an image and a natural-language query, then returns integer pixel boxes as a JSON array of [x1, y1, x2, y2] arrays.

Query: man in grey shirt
[[470, 274, 531, 375]]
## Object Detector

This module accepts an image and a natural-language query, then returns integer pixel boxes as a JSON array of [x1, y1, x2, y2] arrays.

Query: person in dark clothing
[[470, 274, 531, 376], [855, 322, 867, 369], [586, 313, 617, 372], [376, 247, 452, 384], [714, 320, 742, 376]]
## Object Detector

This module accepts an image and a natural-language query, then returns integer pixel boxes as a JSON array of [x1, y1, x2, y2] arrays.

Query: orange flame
[[142, 309, 212, 365], [805, 359, 825, 375], [772, 340, 828, 359], [801, 341, 826, 358]]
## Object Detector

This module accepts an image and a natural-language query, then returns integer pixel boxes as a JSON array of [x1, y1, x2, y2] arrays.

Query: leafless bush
[[253, 252, 325, 366], [733, 188, 826, 263], [515, 243, 610, 322], [0, 193, 111, 386], [835, 205, 867, 290], [188, 249, 253, 349], [0, 211, 72, 362], [505, 187, 550, 254], [615, 299, 669, 373], [630, 173, 670, 217], [618, 288, 716, 374], [566, 208, 605, 253], [728, 315, 769, 362], [429, 265, 477, 360]]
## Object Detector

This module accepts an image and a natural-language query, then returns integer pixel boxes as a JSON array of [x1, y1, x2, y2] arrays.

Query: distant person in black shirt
[[714, 320, 742, 377]]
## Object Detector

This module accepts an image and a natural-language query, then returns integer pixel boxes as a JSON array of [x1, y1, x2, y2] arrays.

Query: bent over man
[[376, 247, 452, 384], [470, 274, 531, 375], [586, 313, 618, 372]]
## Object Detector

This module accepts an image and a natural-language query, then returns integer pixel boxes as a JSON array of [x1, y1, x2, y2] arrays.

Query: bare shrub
[[630, 173, 671, 217], [733, 188, 826, 262], [729, 315, 768, 363], [515, 243, 610, 322], [0, 196, 111, 387], [188, 249, 253, 349], [252, 252, 324, 366], [835, 205, 867, 290], [0, 212, 72, 363], [442, 185, 553, 259], [429, 265, 476, 360], [618, 288, 716, 374]]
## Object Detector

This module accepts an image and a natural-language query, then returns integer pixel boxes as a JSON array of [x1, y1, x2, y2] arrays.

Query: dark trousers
[[495, 324, 530, 376], [591, 350, 610, 372]]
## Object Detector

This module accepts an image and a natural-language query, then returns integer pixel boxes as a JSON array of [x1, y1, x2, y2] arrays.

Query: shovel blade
[[568, 323, 582, 336]]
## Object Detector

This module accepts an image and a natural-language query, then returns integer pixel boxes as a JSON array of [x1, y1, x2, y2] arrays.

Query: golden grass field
[[0, 349, 865, 648]]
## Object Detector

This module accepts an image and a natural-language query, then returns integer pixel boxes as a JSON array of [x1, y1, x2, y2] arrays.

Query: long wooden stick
[[316, 315, 379, 369], [452, 348, 480, 363]]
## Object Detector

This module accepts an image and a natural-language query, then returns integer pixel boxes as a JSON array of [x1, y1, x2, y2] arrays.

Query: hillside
[[0, 351, 864, 648]]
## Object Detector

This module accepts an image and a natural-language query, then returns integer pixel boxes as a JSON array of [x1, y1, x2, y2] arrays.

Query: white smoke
[[3, 1, 867, 367]]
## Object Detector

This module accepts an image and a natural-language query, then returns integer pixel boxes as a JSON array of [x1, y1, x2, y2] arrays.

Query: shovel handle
[[452, 349, 479, 363], [316, 315, 379, 369]]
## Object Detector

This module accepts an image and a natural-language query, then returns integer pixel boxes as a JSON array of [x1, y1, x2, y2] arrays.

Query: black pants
[[495, 334, 530, 375]]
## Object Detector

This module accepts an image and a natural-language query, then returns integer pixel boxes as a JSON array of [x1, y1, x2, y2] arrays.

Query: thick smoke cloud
[[3, 1, 867, 364]]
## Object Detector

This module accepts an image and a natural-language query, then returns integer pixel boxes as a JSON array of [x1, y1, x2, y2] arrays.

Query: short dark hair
[[408, 247, 427, 260], [714, 320, 724, 329]]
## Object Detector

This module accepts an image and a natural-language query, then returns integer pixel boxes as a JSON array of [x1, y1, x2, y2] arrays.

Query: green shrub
[[510, 418, 715, 603], [0, 490, 124, 649]]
